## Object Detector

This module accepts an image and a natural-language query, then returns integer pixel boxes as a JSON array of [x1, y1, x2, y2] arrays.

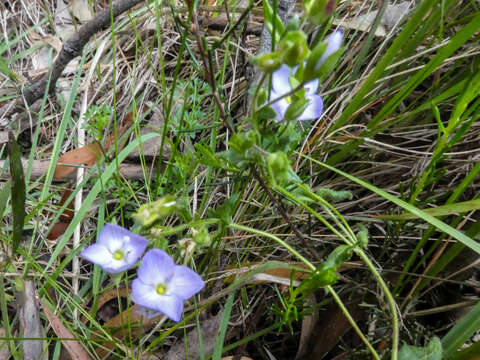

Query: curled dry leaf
[[40, 299, 91, 360]]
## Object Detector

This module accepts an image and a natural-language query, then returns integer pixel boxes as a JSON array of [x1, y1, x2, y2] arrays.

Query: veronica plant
[[81, 223, 148, 273], [132, 249, 204, 322]]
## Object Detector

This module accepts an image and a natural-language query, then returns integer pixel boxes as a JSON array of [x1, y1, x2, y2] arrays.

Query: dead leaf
[[70, 0, 94, 23], [225, 262, 362, 285], [296, 298, 363, 360], [55, 0, 75, 40], [221, 357, 254, 360], [53, 143, 102, 180], [94, 305, 158, 359], [40, 299, 92, 360], [19, 280, 46, 360], [46, 187, 74, 240], [54, 109, 135, 180]]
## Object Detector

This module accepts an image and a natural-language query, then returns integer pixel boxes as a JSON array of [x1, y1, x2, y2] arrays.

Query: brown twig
[[0, 0, 145, 121]]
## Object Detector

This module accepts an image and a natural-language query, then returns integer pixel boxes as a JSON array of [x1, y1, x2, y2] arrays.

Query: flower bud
[[134, 195, 177, 227], [305, 0, 336, 25], [277, 31, 308, 67], [267, 151, 291, 184], [255, 51, 283, 73]]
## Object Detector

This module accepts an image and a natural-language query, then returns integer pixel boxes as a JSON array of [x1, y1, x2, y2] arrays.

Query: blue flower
[[269, 65, 323, 122], [81, 223, 148, 273], [132, 249, 204, 322]]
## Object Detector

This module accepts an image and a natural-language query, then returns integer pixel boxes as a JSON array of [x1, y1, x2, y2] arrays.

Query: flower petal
[[81, 243, 112, 268], [317, 30, 343, 70], [297, 94, 324, 121], [167, 265, 205, 300], [123, 236, 148, 268], [137, 249, 175, 286], [304, 78, 319, 96], [270, 90, 290, 122], [132, 279, 183, 322], [272, 64, 292, 95]]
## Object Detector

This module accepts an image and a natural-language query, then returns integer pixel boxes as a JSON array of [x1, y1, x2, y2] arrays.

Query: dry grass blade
[[39, 299, 92, 360]]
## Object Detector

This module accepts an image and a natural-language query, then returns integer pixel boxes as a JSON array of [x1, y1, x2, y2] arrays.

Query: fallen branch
[[0, 159, 150, 181], [0, 0, 145, 120]]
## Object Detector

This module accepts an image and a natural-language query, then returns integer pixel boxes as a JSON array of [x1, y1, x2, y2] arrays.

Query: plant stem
[[229, 222, 380, 360], [229, 222, 314, 269]]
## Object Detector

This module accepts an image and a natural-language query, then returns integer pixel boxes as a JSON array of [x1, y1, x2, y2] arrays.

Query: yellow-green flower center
[[285, 96, 291, 104], [156, 284, 167, 295], [113, 250, 124, 260]]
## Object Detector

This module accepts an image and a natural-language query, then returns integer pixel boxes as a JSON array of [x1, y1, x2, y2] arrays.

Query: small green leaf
[[8, 132, 26, 256], [399, 337, 442, 360]]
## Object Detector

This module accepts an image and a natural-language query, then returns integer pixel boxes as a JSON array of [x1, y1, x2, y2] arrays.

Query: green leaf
[[399, 337, 442, 360], [262, 0, 284, 43], [0, 56, 18, 81], [375, 199, 480, 221], [442, 301, 480, 358], [0, 180, 10, 218], [212, 289, 236, 360], [209, 193, 240, 225], [7, 133, 26, 256]]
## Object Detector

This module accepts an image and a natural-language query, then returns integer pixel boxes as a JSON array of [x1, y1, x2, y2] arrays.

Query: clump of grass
[[1, 0, 479, 359]]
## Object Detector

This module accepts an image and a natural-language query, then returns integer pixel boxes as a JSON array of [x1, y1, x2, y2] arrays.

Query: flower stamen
[[113, 250, 124, 260], [156, 284, 167, 295]]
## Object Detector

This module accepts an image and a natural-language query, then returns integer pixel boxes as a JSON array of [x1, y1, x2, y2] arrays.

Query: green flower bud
[[304, 0, 336, 25], [267, 151, 291, 184], [255, 52, 283, 73], [134, 195, 177, 227], [191, 226, 211, 246], [277, 31, 308, 67]]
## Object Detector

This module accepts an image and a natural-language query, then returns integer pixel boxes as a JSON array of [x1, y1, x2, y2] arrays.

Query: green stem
[[275, 186, 352, 245], [277, 186, 398, 359], [229, 222, 314, 269], [229, 222, 380, 360], [355, 249, 399, 360], [328, 285, 381, 360]]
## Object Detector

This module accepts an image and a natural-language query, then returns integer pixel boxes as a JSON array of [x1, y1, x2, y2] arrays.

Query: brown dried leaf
[[53, 110, 134, 180], [53, 143, 101, 180], [40, 299, 91, 360]]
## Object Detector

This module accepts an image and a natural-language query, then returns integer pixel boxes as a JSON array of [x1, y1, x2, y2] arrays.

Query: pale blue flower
[[81, 223, 148, 273], [132, 249, 204, 322], [269, 65, 323, 122]]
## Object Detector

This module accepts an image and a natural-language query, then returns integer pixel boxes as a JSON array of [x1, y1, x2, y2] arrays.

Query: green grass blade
[[375, 199, 480, 221], [301, 154, 480, 254], [212, 290, 236, 360], [442, 301, 480, 358]]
